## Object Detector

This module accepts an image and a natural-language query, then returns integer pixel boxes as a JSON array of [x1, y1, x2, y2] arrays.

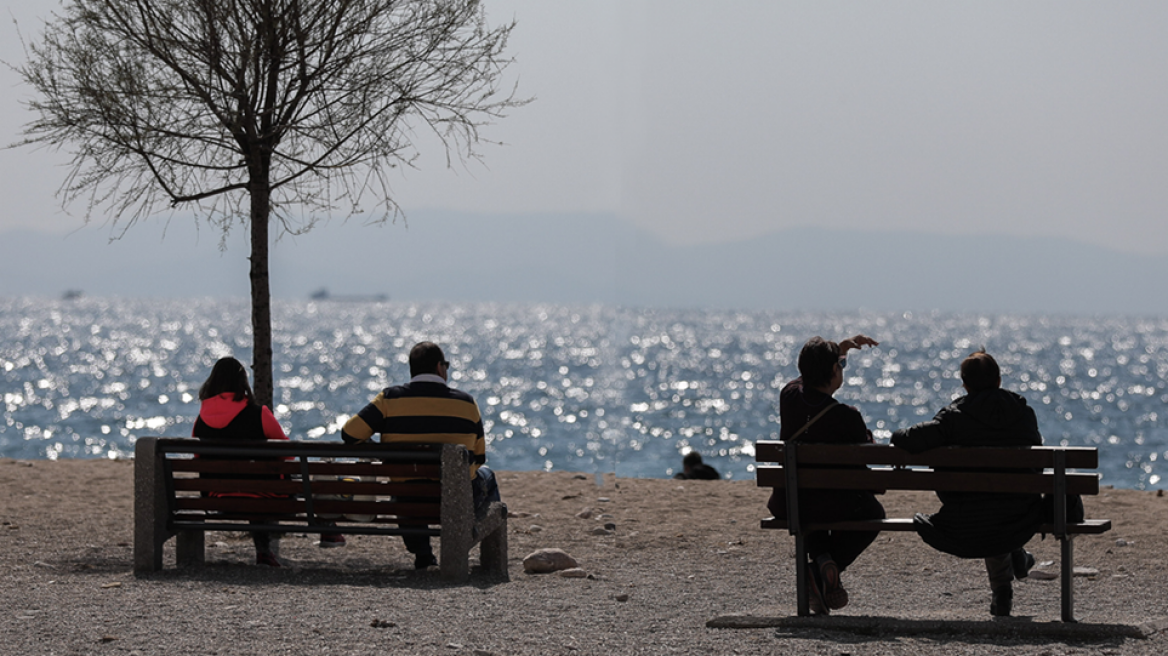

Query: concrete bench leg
[[479, 503, 509, 580], [440, 445, 474, 582], [134, 438, 172, 574]]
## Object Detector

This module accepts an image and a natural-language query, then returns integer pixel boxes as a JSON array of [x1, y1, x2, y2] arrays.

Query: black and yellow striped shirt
[[341, 379, 486, 477]]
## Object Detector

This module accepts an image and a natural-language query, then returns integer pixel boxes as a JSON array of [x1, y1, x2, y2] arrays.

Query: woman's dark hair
[[798, 336, 840, 389], [960, 349, 1001, 393], [199, 357, 255, 403]]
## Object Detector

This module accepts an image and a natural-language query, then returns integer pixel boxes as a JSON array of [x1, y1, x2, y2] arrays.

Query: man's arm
[[890, 419, 947, 453], [340, 393, 387, 444]]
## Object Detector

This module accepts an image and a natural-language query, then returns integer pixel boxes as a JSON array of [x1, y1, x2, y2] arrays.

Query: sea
[[2, 297, 1166, 490]]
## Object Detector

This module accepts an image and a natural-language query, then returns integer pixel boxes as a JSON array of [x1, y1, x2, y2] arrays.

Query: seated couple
[[769, 335, 1042, 617], [191, 341, 500, 570]]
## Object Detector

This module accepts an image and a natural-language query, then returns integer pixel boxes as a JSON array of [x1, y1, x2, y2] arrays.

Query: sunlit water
[[2, 297, 1166, 489]]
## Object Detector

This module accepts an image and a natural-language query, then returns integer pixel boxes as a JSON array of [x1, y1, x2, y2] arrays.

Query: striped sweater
[[341, 376, 486, 477]]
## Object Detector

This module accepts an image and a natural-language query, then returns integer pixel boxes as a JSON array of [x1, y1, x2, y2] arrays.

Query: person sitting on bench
[[767, 334, 885, 614], [891, 349, 1042, 617]]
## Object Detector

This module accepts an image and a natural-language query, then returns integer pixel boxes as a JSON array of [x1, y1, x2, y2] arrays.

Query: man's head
[[798, 336, 843, 390], [960, 349, 1001, 393], [409, 341, 449, 379]]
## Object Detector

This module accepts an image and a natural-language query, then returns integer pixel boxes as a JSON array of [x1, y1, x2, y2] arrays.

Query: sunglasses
[[838, 357, 847, 369]]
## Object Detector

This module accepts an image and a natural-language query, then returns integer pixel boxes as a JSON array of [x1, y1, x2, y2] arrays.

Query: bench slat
[[755, 441, 1099, 469], [172, 497, 438, 516], [761, 517, 1112, 535], [171, 479, 440, 498], [167, 459, 443, 479], [756, 465, 1100, 495]]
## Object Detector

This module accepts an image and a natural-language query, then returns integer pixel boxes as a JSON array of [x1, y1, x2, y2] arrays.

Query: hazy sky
[[2, 1, 1167, 254]]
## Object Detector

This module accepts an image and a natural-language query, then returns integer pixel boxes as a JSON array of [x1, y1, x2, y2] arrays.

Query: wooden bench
[[134, 438, 508, 582], [755, 441, 1112, 622]]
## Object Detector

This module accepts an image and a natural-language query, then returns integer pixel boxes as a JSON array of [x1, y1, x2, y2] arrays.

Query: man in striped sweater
[[341, 341, 501, 569]]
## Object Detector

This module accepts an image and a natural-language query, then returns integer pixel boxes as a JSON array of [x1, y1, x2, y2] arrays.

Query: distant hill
[[2, 211, 1165, 315]]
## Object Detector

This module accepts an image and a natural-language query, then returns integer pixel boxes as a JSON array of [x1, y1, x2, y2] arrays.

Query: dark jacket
[[768, 378, 880, 523], [891, 388, 1044, 558]]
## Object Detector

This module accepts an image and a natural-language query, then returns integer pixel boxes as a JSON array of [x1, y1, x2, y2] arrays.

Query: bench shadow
[[710, 612, 1159, 644], [137, 561, 510, 591]]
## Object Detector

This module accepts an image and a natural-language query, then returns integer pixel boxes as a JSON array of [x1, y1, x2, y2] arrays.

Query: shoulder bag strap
[[787, 399, 839, 441]]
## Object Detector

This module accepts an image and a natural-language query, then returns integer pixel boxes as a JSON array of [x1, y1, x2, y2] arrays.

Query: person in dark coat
[[767, 334, 885, 614], [673, 452, 720, 480], [891, 349, 1042, 617]]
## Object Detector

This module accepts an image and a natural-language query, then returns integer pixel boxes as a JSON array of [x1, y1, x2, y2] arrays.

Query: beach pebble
[[598, 497, 611, 502], [1115, 538, 1134, 546], [614, 594, 630, 602], [370, 619, 396, 628], [508, 511, 539, 519], [527, 525, 544, 533], [1074, 567, 1100, 577], [572, 474, 589, 480], [523, 548, 578, 573], [591, 527, 613, 536], [1029, 570, 1058, 580], [575, 508, 593, 519], [603, 522, 617, 531], [558, 568, 588, 578]]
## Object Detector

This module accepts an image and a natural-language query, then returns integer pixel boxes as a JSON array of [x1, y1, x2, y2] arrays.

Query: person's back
[[341, 341, 499, 570], [890, 349, 1042, 616], [766, 334, 884, 615]]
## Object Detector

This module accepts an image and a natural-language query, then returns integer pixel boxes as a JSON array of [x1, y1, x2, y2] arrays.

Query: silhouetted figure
[[673, 452, 720, 480]]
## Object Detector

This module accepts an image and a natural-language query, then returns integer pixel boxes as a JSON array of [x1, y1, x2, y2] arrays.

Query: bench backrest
[[146, 438, 472, 528], [755, 441, 1100, 496]]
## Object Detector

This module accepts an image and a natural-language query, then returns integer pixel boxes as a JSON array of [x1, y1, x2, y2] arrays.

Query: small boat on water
[[309, 288, 389, 302]]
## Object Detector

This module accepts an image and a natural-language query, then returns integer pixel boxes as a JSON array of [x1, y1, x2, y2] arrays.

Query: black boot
[[990, 584, 1013, 617], [1011, 548, 1035, 580]]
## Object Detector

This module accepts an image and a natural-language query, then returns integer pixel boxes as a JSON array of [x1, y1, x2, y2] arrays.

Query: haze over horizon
[[3, 211, 1166, 317]]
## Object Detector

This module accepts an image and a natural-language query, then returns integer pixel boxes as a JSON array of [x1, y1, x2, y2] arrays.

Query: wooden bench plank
[[756, 465, 1101, 495], [755, 441, 1099, 469], [761, 517, 1112, 535]]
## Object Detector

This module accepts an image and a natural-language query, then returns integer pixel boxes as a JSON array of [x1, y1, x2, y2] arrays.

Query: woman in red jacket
[[193, 357, 291, 566]]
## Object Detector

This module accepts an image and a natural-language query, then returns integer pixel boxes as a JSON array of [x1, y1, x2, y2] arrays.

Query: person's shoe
[[805, 563, 830, 615], [414, 553, 438, 570], [817, 557, 849, 610], [990, 584, 1013, 617], [319, 533, 346, 548], [1011, 549, 1035, 580], [256, 551, 283, 568]]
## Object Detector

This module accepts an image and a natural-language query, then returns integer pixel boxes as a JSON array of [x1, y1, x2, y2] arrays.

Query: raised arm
[[838, 334, 879, 354]]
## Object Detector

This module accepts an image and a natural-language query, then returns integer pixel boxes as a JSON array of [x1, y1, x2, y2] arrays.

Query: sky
[[1, 2, 1167, 262]]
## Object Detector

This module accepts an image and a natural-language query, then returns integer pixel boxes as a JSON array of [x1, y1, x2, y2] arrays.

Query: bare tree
[[15, 0, 524, 407]]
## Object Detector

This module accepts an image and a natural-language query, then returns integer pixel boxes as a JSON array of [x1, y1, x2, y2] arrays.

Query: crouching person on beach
[[340, 341, 501, 570], [768, 335, 885, 615], [891, 350, 1043, 617]]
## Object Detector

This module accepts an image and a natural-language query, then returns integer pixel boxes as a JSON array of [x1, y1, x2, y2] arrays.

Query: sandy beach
[[2, 457, 1166, 655]]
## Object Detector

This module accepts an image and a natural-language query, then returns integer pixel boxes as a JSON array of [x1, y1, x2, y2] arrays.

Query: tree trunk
[[248, 180, 274, 410]]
